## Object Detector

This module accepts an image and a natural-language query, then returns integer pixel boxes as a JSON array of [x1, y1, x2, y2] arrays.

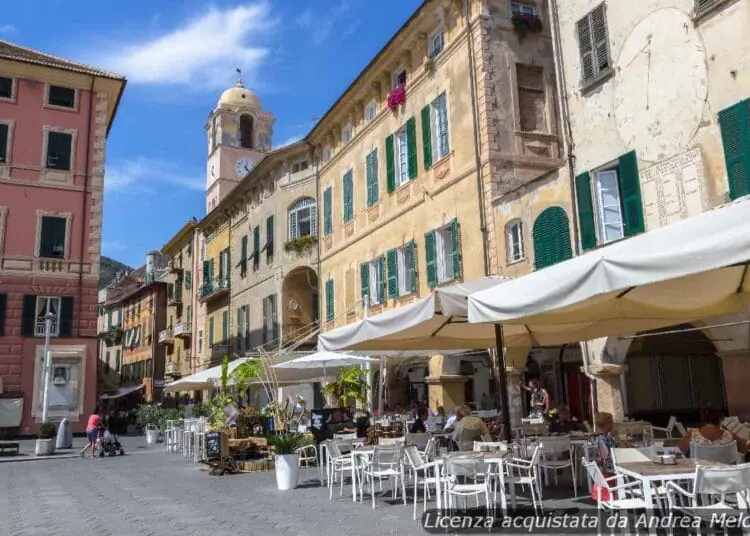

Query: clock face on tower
[[235, 157, 255, 178], [613, 8, 707, 163]]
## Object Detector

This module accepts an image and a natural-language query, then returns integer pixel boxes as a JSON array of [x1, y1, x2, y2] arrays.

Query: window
[[240, 114, 253, 149], [386, 242, 416, 298], [198, 330, 203, 355], [575, 151, 644, 250], [221, 310, 228, 344], [431, 92, 450, 160], [424, 219, 462, 287], [237, 305, 249, 351], [47, 85, 75, 108], [341, 123, 353, 144], [428, 31, 444, 59], [365, 100, 378, 123], [0, 294, 6, 337], [208, 317, 214, 347], [517, 65, 546, 132], [576, 4, 611, 83], [511, 2, 538, 16], [288, 197, 317, 238], [291, 160, 309, 173], [322, 145, 333, 163], [219, 248, 230, 281], [532, 206, 573, 270], [360, 257, 385, 306], [35, 297, 61, 336], [39, 216, 67, 258], [393, 68, 407, 89], [0, 123, 8, 163], [262, 294, 277, 345], [506, 220, 525, 263], [0, 77, 12, 99], [719, 98, 750, 200], [695, 0, 731, 16], [342, 171, 354, 223], [266, 215, 274, 264], [366, 149, 379, 207], [46, 131, 73, 170], [240, 235, 248, 278], [325, 279, 335, 322], [323, 187, 333, 236], [395, 128, 409, 186], [53, 365, 69, 383], [252, 226, 260, 270]]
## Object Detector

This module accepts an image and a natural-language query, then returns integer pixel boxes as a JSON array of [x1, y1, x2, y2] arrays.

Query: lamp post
[[41, 311, 55, 423]]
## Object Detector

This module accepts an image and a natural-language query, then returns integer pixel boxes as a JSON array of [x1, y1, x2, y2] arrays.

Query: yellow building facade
[[198, 221, 231, 368]]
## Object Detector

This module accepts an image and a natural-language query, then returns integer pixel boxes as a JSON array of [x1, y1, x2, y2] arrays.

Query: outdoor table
[[439, 450, 512, 511]]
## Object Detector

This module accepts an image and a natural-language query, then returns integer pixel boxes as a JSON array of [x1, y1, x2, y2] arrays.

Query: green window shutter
[[408, 240, 417, 292], [366, 150, 379, 207], [202, 261, 210, 284], [574, 172, 597, 251], [533, 207, 573, 270], [421, 105, 433, 170], [326, 279, 334, 322], [270, 294, 278, 342], [240, 235, 248, 276], [385, 134, 396, 193], [185, 270, 191, 290], [266, 216, 274, 262], [107, 310, 113, 329], [424, 231, 437, 288], [58, 296, 73, 337], [450, 219, 463, 279], [253, 226, 260, 268], [323, 187, 333, 235], [406, 117, 417, 179], [343, 171, 354, 222], [209, 316, 214, 347], [719, 99, 750, 200], [360, 262, 369, 301], [379, 255, 387, 302], [0, 294, 6, 337], [386, 249, 398, 299], [222, 310, 228, 343], [617, 151, 644, 236], [115, 349, 121, 372], [187, 305, 192, 324]]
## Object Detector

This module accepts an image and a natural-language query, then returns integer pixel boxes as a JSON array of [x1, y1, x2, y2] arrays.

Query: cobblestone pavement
[[0, 436, 587, 536]]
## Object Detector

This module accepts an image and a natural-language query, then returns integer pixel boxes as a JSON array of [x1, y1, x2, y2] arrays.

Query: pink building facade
[[0, 41, 125, 435]]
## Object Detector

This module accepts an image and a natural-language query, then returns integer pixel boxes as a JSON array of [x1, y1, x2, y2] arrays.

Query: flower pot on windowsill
[[283, 235, 317, 253], [512, 13, 543, 40], [387, 84, 406, 112]]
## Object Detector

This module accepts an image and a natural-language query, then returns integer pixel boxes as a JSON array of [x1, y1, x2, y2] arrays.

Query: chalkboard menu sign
[[309, 407, 353, 444], [205, 431, 224, 461]]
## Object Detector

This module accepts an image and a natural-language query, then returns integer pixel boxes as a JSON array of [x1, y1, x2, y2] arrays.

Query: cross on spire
[[236, 67, 244, 87]]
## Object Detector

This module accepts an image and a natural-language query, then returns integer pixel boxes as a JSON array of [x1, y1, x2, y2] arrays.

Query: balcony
[[173, 321, 192, 339], [199, 277, 229, 302], [35, 319, 58, 338], [158, 328, 173, 345], [98, 325, 123, 346], [204, 343, 230, 366], [167, 288, 182, 306], [165, 361, 181, 377], [168, 258, 183, 274]]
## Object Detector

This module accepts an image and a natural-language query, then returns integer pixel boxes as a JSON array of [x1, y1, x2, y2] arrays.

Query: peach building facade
[[0, 41, 125, 434]]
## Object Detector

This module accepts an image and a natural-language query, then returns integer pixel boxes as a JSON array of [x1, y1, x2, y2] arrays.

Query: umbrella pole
[[494, 324, 512, 442]]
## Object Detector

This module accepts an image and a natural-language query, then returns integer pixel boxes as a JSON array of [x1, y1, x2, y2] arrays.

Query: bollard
[[56, 418, 73, 449]]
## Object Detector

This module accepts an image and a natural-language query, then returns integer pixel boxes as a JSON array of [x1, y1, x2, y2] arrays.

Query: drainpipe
[[224, 209, 232, 358], [548, 0, 580, 252], [306, 140, 322, 324], [464, 0, 490, 277]]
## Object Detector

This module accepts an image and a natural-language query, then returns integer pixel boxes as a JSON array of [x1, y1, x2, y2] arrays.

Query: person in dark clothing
[[410, 408, 428, 434], [548, 405, 582, 434]]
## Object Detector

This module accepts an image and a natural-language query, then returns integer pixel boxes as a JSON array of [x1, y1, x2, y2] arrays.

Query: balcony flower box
[[284, 235, 318, 253], [512, 13, 543, 39], [387, 84, 406, 112]]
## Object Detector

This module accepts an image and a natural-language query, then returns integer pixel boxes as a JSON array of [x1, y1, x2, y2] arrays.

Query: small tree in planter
[[323, 366, 369, 409], [35, 421, 57, 456], [267, 433, 311, 490], [136, 404, 163, 444]]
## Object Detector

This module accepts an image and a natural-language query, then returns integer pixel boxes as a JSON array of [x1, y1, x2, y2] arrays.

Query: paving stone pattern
[[0, 436, 584, 536]]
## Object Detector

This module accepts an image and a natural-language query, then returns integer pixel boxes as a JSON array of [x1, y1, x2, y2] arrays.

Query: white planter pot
[[274, 454, 300, 490], [35, 438, 55, 456], [145, 429, 159, 445]]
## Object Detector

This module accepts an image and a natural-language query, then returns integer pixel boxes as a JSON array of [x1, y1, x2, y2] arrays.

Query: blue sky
[[3, 0, 422, 267]]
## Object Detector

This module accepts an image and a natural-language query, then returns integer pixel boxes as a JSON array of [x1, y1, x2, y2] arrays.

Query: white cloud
[[105, 157, 204, 193], [296, 0, 354, 45], [94, 3, 275, 90], [101, 240, 127, 253], [0, 24, 16, 35]]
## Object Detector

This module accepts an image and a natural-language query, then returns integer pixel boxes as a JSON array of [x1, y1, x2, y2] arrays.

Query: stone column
[[425, 354, 468, 413], [590, 363, 625, 421], [505, 367, 525, 429]]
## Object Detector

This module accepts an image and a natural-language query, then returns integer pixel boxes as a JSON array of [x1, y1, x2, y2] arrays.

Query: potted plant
[[136, 404, 163, 444], [387, 83, 406, 112], [323, 366, 370, 408], [511, 13, 543, 40], [267, 433, 310, 490], [35, 421, 56, 456]]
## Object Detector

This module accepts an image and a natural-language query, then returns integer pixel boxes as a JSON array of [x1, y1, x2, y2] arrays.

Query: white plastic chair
[[406, 432, 430, 450], [378, 436, 406, 446], [325, 440, 355, 500], [442, 454, 492, 514], [404, 444, 443, 519], [333, 432, 357, 441], [651, 416, 677, 439], [362, 445, 406, 509], [612, 447, 667, 504], [691, 441, 739, 465], [505, 444, 544, 513], [538, 436, 577, 497], [666, 462, 750, 529], [583, 460, 648, 512], [295, 444, 318, 479], [473, 441, 508, 453]]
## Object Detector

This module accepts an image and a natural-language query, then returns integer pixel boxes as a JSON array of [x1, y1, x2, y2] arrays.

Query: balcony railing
[[173, 321, 191, 338], [168, 289, 182, 305], [35, 319, 58, 337], [168, 258, 183, 274], [199, 277, 230, 302], [204, 343, 230, 366], [165, 361, 181, 376], [158, 328, 173, 345]]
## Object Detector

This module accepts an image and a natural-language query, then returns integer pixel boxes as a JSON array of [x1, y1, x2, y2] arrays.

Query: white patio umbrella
[[163, 358, 250, 393], [273, 351, 377, 382], [468, 196, 750, 344]]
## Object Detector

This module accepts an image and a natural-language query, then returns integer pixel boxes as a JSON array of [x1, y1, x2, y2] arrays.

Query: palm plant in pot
[[267, 433, 311, 490], [35, 421, 57, 456], [323, 366, 369, 408]]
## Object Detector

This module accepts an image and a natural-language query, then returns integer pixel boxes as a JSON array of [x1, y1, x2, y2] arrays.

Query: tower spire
[[235, 67, 244, 88]]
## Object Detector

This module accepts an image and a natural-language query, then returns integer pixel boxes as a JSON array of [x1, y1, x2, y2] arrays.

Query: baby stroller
[[97, 429, 125, 457]]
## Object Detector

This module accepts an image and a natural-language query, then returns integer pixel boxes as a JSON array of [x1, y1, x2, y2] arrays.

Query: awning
[[317, 277, 533, 353], [468, 196, 750, 345], [100, 384, 144, 400]]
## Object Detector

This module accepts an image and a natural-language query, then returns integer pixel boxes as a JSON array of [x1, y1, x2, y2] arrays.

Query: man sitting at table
[[451, 405, 491, 451], [548, 405, 582, 434]]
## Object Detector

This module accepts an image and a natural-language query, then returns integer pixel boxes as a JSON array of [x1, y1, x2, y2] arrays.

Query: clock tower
[[205, 74, 274, 213]]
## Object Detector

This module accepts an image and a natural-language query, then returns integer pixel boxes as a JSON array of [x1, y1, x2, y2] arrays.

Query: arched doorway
[[625, 323, 726, 426], [281, 266, 318, 348]]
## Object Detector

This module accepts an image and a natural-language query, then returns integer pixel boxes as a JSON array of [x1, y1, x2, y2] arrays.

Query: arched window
[[532, 206, 572, 270], [288, 197, 317, 240], [240, 114, 254, 149], [505, 219, 524, 264], [210, 115, 218, 151]]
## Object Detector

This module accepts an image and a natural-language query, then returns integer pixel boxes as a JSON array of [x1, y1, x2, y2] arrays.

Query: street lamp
[[41, 311, 55, 423]]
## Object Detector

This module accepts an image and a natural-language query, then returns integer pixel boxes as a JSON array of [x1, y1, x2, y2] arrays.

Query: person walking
[[79, 406, 102, 458]]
